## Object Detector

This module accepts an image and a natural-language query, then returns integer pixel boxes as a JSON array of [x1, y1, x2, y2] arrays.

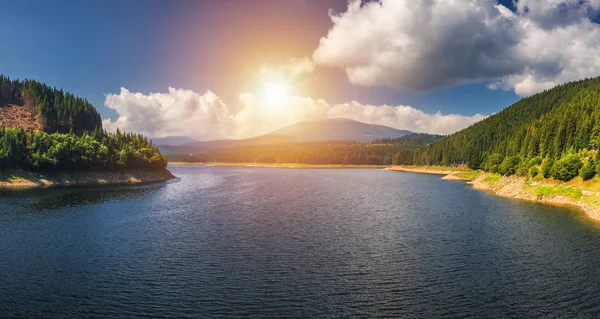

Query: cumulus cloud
[[515, 0, 600, 28], [313, 0, 600, 96], [260, 57, 315, 79], [102, 87, 485, 140]]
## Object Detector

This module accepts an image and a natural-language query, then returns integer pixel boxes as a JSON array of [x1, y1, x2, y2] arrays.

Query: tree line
[[167, 134, 443, 165], [394, 76, 600, 181], [0, 127, 167, 171]]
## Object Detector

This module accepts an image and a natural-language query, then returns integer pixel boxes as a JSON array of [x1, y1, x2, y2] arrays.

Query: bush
[[552, 154, 583, 181], [498, 156, 521, 176], [542, 158, 554, 178], [528, 156, 543, 167], [580, 158, 596, 181], [516, 166, 529, 176], [529, 166, 539, 177], [486, 153, 503, 173]]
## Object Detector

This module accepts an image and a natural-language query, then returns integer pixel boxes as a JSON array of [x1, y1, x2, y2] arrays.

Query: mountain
[[409, 76, 600, 180], [152, 136, 199, 146], [158, 134, 297, 155], [159, 118, 413, 155], [268, 118, 413, 142]]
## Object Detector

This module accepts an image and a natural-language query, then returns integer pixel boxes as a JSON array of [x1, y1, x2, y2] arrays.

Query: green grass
[[0, 170, 34, 183], [456, 170, 482, 180], [484, 174, 502, 184], [535, 185, 582, 200]]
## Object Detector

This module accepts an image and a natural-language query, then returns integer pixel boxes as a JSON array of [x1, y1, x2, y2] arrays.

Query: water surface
[[1, 166, 600, 318]]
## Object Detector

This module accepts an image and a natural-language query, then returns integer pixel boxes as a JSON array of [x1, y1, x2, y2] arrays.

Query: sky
[[2, 0, 600, 139]]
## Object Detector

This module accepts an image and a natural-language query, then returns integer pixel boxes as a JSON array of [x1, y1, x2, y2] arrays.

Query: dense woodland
[[0, 75, 102, 134], [167, 134, 442, 165], [0, 127, 167, 170], [0, 75, 166, 171], [401, 76, 600, 181]]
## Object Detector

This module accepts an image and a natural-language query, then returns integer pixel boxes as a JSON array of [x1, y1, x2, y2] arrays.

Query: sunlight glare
[[262, 81, 289, 106]]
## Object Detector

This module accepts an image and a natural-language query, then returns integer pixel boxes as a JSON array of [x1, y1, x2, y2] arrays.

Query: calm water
[[2, 166, 600, 318]]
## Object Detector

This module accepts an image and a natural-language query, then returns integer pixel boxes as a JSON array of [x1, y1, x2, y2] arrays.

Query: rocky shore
[[388, 165, 600, 222], [0, 168, 176, 190]]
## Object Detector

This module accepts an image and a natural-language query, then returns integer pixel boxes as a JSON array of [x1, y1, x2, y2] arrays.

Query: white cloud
[[102, 87, 485, 140], [313, 0, 600, 96], [515, 0, 600, 28], [260, 57, 315, 80]]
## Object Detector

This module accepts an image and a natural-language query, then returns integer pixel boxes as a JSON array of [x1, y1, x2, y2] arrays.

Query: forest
[[0, 75, 102, 134], [399, 76, 600, 181], [0, 75, 166, 171], [167, 134, 442, 165], [0, 127, 167, 170]]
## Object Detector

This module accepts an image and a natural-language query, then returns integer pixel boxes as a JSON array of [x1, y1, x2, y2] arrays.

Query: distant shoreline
[[0, 168, 176, 190], [388, 165, 600, 222], [168, 162, 387, 169]]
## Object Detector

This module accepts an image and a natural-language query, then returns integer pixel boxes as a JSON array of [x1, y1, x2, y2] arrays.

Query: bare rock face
[[0, 104, 42, 131]]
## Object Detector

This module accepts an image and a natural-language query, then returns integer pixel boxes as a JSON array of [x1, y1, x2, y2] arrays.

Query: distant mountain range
[[157, 118, 414, 154], [152, 136, 199, 146], [268, 118, 413, 142]]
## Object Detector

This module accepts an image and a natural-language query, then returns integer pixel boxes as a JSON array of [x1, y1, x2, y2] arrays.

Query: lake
[[2, 166, 600, 318]]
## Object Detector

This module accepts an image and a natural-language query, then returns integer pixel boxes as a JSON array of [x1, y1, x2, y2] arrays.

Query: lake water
[[2, 166, 600, 318]]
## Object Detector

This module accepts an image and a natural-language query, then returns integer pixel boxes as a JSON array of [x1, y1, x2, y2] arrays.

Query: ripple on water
[[1, 166, 600, 318]]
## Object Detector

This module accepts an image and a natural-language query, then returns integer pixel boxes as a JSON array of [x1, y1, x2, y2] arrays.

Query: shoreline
[[0, 168, 176, 190], [388, 165, 600, 222], [168, 162, 387, 169]]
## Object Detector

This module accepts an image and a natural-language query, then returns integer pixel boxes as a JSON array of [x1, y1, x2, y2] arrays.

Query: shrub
[[528, 156, 543, 167], [552, 154, 583, 181], [498, 156, 521, 176], [542, 157, 554, 178], [529, 166, 539, 177], [486, 153, 504, 173], [580, 158, 596, 181], [516, 166, 528, 176]]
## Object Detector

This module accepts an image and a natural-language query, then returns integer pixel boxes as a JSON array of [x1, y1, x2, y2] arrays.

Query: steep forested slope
[[0, 75, 167, 171], [0, 75, 101, 134], [408, 76, 600, 181]]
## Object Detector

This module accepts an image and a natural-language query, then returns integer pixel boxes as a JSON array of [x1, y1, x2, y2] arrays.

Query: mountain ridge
[[267, 118, 413, 142], [158, 118, 414, 151]]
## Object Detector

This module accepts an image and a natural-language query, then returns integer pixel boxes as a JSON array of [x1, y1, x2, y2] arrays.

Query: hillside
[[268, 118, 412, 142], [152, 136, 199, 146], [0, 75, 170, 177], [0, 104, 41, 131], [159, 134, 298, 155], [0, 75, 101, 134], [406, 76, 600, 182]]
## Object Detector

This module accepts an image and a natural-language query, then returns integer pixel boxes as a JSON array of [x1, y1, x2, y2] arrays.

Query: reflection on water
[[24, 186, 161, 211], [0, 179, 177, 212], [1, 166, 600, 318]]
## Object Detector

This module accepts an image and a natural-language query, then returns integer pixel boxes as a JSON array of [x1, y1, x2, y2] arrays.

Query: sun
[[262, 80, 289, 106]]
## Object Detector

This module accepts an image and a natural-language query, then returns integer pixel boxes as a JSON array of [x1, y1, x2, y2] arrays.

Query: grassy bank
[[386, 165, 478, 180], [0, 168, 175, 190], [387, 165, 600, 222], [470, 173, 600, 221], [168, 162, 387, 169]]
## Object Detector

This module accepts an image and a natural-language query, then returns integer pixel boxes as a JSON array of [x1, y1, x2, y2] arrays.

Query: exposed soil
[[0, 104, 41, 131]]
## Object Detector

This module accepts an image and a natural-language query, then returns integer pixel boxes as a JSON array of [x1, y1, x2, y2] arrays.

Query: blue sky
[[1, 0, 598, 139]]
